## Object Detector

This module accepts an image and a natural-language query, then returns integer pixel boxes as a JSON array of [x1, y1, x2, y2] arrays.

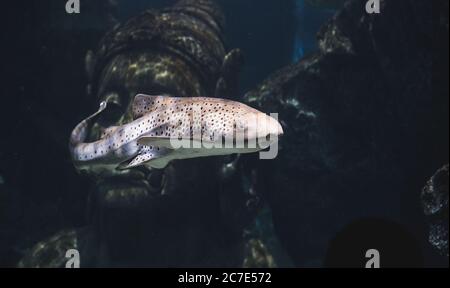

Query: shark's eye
[[266, 134, 271, 141]]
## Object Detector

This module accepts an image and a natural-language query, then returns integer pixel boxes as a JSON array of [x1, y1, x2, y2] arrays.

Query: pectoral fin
[[117, 145, 172, 170]]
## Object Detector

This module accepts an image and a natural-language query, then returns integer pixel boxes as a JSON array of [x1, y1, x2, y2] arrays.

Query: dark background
[[1, 0, 448, 267]]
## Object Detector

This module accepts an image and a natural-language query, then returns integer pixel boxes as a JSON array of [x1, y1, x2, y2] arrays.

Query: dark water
[[1, 0, 448, 268]]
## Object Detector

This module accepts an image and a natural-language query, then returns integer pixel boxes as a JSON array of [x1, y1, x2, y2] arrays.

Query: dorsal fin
[[132, 94, 169, 119]]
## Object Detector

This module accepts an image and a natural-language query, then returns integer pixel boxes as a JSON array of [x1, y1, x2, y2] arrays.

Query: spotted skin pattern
[[69, 94, 283, 171]]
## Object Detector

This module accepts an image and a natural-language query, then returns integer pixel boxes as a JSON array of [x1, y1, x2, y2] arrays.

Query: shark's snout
[[270, 114, 284, 137], [237, 112, 283, 149], [241, 112, 282, 136]]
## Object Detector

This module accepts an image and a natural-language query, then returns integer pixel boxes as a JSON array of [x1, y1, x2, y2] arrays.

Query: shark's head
[[237, 111, 284, 150]]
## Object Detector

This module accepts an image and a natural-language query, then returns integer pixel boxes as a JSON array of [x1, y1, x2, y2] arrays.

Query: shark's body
[[69, 94, 283, 171]]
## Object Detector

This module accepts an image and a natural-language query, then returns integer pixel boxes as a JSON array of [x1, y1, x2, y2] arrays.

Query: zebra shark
[[69, 94, 283, 171]]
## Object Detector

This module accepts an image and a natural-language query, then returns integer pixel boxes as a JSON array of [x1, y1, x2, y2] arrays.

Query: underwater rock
[[421, 165, 449, 257], [244, 0, 447, 266], [17, 227, 99, 268], [215, 48, 245, 99], [242, 238, 276, 268], [88, 0, 227, 99]]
